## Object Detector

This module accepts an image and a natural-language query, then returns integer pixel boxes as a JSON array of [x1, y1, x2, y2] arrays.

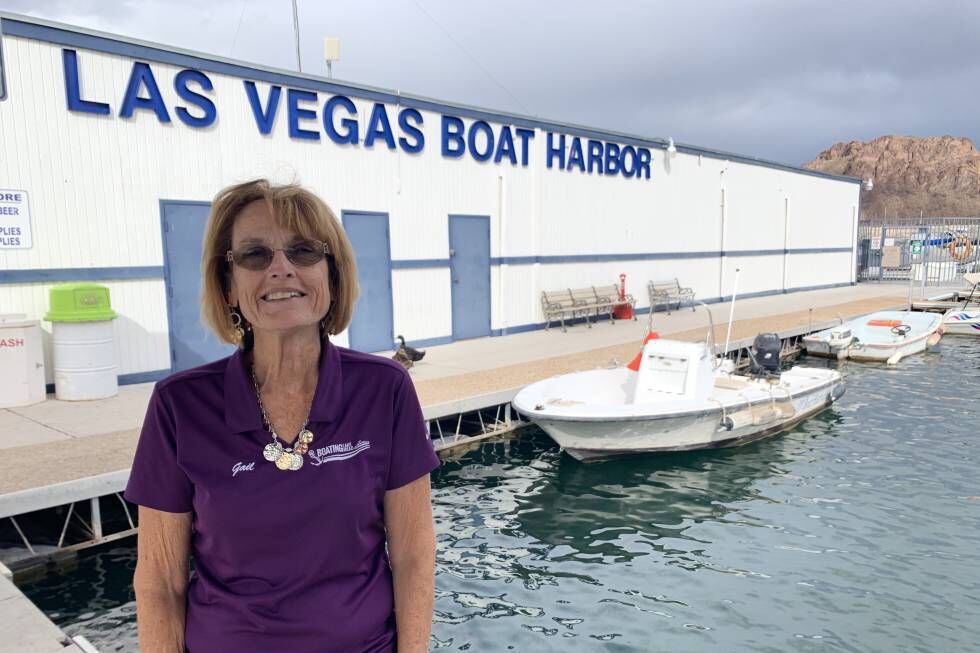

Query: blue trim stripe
[[789, 247, 854, 255], [391, 259, 451, 270], [0, 266, 165, 284], [725, 249, 783, 258], [0, 12, 861, 186], [45, 368, 170, 393]]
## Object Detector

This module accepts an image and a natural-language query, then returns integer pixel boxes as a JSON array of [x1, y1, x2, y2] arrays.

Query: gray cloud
[[4, 0, 978, 164]]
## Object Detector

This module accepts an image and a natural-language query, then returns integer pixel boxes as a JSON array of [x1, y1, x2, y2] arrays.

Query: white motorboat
[[943, 310, 980, 335], [941, 273, 980, 336], [512, 336, 845, 462], [803, 310, 942, 365]]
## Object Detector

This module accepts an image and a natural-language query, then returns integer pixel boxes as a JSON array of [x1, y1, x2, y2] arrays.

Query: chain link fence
[[856, 217, 980, 286]]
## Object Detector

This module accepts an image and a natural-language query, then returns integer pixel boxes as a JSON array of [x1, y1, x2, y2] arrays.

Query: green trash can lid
[[44, 282, 117, 322]]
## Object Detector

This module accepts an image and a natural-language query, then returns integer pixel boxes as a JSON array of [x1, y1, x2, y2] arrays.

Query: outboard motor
[[750, 333, 781, 377]]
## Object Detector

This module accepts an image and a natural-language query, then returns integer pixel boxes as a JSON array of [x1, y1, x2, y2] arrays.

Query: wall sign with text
[[60, 49, 654, 181], [0, 189, 31, 249]]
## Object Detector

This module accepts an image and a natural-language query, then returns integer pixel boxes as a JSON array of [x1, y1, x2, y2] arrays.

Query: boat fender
[[721, 411, 753, 431], [827, 384, 846, 403]]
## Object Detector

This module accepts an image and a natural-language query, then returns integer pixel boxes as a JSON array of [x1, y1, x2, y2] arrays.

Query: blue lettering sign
[[567, 138, 585, 172], [604, 142, 621, 175], [494, 126, 516, 164], [515, 128, 534, 166], [62, 50, 111, 115], [636, 148, 651, 179], [120, 62, 171, 122], [364, 103, 396, 149], [397, 108, 424, 153], [442, 115, 466, 158], [587, 140, 603, 174], [546, 132, 565, 169], [468, 120, 494, 162], [620, 145, 636, 178], [287, 89, 319, 140], [174, 70, 216, 128], [323, 95, 358, 145], [244, 82, 281, 135]]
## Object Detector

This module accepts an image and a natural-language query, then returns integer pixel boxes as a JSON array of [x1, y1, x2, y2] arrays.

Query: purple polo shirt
[[124, 338, 440, 653]]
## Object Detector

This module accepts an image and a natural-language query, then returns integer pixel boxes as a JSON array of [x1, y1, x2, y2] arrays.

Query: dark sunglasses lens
[[238, 247, 275, 270], [285, 242, 324, 266]]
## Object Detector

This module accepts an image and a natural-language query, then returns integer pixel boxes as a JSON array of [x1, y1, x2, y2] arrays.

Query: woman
[[124, 179, 440, 652]]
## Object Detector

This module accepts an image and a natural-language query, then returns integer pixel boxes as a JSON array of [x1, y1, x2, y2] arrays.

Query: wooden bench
[[541, 285, 636, 332], [647, 278, 695, 314]]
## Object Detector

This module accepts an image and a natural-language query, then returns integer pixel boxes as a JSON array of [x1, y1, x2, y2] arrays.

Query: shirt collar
[[224, 337, 344, 433]]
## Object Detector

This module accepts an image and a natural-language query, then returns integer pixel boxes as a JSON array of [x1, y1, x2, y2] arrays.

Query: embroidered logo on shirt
[[232, 461, 255, 477], [308, 440, 371, 466]]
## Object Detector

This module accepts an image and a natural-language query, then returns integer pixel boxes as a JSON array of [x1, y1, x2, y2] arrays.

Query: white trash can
[[0, 313, 46, 408], [44, 283, 119, 401]]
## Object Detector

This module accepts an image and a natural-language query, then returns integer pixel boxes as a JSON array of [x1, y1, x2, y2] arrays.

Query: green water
[[20, 340, 980, 652]]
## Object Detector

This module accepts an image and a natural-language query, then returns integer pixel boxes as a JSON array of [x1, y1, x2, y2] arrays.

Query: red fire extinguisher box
[[613, 273, 634, 320]]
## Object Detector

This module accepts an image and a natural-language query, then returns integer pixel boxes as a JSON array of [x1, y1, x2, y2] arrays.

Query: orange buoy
[[948, 235, 974, 262]]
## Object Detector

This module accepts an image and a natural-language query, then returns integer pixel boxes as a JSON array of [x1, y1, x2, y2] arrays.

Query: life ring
[[948, 235, 974, 262]]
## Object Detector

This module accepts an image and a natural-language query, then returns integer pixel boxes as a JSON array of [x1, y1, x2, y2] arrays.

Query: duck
[[392, 346, 414, 370], [396, 335, 426, 362]]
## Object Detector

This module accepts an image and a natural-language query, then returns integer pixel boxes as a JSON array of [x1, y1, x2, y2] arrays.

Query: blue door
[[449, 215, 491, 340], [342, 211, 394, 352], [161, 201, 235, 371]]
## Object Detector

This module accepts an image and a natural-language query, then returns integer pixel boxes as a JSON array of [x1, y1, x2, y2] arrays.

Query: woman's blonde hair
[[200, 179, 359, 347]]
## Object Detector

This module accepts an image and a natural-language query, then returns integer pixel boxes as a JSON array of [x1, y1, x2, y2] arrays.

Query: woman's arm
[[133, 506, 192, 652], [384, 474, 437, 653]]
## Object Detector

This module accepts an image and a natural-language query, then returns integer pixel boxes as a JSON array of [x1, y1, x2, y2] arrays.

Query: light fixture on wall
[[863, 177, 874, 191], [666, 137, 677, 158]]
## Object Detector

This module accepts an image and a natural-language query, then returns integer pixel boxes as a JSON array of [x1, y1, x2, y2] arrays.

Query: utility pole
[[291, 0, 302, 72]]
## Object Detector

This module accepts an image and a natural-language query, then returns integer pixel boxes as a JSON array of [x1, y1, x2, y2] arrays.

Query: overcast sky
[[4, 0, 979, 165]]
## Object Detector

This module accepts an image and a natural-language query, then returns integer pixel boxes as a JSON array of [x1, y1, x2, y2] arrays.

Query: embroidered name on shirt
[[308, 440, 371, 465], [232, 461, 255, 477]]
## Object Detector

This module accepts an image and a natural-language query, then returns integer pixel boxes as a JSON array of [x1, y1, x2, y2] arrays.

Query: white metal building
[[0, 13, 861, 386]]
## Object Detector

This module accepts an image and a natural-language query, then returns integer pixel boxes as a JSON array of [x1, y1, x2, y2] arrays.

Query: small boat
[[512, 333, 845, 462], [943, 310, 980, 335], [803, 310, 942, 364], [941, 273, 980, 336]]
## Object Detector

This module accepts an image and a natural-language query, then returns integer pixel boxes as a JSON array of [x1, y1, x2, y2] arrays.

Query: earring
[[229, 306, 246, 341]]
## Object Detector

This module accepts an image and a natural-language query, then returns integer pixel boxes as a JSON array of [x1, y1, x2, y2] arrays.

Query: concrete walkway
[[0, 283, 918, 496], [1, 565, 85, 652]]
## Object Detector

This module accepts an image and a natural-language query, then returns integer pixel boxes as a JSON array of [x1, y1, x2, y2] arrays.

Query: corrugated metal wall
[[0, 32, 859, 380]]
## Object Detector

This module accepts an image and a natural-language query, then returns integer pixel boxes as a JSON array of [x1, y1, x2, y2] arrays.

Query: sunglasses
[[225, 239, 330, 271]]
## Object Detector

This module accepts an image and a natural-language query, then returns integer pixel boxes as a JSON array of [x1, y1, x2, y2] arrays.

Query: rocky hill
[[804, 135, 980, 218]]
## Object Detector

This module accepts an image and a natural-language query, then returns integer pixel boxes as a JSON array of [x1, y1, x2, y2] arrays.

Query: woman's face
[[226, 200, 331, 336]]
